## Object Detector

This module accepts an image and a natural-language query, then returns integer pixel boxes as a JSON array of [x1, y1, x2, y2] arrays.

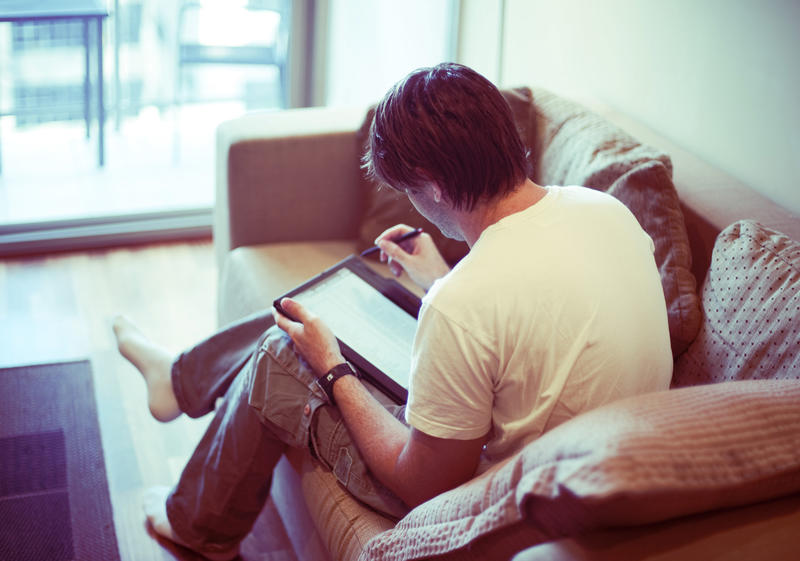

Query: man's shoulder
[[423, 258, 486, 315], [425, 243, 506, 303]]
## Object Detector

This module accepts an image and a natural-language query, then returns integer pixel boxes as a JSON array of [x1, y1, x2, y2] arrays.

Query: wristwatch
[[316, 362, 359, 406]]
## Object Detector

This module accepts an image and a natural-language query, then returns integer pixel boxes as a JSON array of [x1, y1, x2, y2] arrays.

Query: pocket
[[248, 328, 325, 448], [311, 402, 409, 520]]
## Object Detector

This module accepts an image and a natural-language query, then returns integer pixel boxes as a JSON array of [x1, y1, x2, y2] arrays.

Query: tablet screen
[[290, 267, 417, 390]]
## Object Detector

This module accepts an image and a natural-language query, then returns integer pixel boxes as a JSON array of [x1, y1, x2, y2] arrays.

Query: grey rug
[[0, 360, 120, 561]]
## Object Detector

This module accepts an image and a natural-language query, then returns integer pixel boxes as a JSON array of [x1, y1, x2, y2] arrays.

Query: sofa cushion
[[530, 88, 701, 357], [607, 161, 702, 357], [529, 89, 671, 189], [673, 220, 800, 387], [218, 240, 425, 327], [218, 240, 359, 326], [359, 379, 800, 561], [356, 87, 535, 266]]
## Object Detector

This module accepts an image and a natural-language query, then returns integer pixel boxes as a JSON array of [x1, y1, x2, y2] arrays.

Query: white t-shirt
[[405, 185, 673, 466]]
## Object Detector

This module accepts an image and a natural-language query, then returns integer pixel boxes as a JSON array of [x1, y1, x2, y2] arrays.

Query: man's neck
[[459, 179, 548, 247]]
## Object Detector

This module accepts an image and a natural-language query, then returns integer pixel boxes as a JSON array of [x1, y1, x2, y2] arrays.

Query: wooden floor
[[0, 239, 297, 561]]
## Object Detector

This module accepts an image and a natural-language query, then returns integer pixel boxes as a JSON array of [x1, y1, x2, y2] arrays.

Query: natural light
[[0, 0, 456, 254]]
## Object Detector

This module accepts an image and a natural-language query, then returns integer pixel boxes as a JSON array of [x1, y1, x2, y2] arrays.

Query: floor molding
[[0, 207, 212, 257]]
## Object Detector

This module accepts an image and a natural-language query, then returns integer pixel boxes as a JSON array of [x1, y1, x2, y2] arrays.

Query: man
[[114, 62, 672, 560]]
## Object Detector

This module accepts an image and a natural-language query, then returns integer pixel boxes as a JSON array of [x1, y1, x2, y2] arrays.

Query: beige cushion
[[530, 88, 701, 357], [359, 379, 800, 561], [217, 240, 424, 326], [356, 87, 535, 267], [529, 88, 671, 189], [217, 240, 359, 325], [673, 220, 800, 387], [607, 161, 703, 357]]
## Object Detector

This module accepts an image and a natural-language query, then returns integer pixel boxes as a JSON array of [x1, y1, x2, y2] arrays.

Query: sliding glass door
[[0, 0, 457, 255]]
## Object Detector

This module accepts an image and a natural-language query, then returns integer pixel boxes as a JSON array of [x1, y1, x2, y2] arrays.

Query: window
[[0, 0, 457, 255]]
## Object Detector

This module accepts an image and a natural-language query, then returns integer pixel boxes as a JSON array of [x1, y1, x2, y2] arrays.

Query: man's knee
[[248, 326, 326, 448]]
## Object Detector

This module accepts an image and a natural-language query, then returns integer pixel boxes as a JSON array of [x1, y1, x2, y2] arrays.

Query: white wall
[[324, 0, 456, 107], [456, 0, 504, 83], [495, 0, 800, 214]]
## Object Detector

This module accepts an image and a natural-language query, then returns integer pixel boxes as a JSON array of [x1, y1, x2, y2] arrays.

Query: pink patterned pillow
[[359, 379, 800, 561], [673, 220, 800, 387]]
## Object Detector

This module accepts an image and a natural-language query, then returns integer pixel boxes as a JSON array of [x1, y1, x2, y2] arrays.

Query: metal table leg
[[0, 61, 3, 175], [96, 15, 105, 167], [84, 19, 91, 138]]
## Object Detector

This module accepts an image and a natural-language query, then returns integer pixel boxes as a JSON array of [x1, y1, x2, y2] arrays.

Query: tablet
[[273, 255, 421, 404]]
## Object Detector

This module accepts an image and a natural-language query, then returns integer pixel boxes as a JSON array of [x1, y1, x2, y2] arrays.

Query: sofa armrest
[[214, 105, 371, 268], [512, 492, 800, 561]]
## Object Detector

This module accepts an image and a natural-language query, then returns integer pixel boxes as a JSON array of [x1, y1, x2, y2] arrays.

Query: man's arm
[[333, 374, 486, 508], [273, 298, 486, 508]]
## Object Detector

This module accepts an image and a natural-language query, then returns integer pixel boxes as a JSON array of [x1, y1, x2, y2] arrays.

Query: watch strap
[[316, 362, 358, 406]]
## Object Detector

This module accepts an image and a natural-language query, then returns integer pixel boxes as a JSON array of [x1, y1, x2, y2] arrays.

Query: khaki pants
[[165, 311, 408, 559]]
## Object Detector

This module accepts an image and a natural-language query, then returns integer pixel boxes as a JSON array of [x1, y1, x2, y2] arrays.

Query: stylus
[[360, 228, 424, 257]]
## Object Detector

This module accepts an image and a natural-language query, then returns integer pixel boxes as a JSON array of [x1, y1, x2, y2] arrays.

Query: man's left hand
[[272, 298, 345, 375]]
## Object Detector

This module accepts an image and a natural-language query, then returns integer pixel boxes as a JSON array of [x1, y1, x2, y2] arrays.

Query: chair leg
[[84, 20, 91, 139], [96, 16, 105, 167], [279, 62, 289, 109], [173, 63, 182, 163], [0, 62, 3, 175]]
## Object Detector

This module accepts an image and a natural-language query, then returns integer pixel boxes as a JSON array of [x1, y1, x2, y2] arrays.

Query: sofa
[[214, 87, 800, 561]]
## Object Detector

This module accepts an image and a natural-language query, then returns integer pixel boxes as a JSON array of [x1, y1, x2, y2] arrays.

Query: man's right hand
[[376, 224, 451, 291]]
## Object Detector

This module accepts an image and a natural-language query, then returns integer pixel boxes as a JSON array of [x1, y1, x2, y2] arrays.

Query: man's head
[[363, 63, 529, 213]]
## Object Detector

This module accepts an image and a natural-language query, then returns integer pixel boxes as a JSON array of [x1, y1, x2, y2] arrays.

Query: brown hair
[[363, 63, 529, 211]]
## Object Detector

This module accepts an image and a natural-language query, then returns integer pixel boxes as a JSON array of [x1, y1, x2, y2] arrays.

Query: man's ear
[[429, 183, 444, 203]]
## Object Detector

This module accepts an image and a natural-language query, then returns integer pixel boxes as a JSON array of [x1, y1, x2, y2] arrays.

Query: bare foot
[[112, 316, 181, 422], [144, 486, 239, 561], [143, 486, 185, 544]]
